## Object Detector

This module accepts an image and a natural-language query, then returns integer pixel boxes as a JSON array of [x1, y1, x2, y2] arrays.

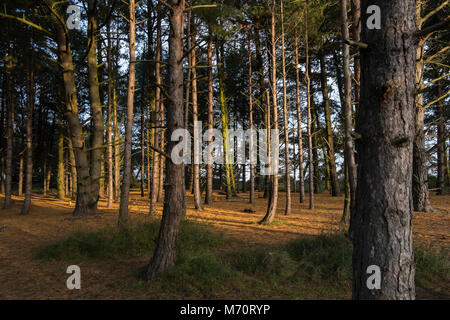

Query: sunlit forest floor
[[0, 190, 449, 299]]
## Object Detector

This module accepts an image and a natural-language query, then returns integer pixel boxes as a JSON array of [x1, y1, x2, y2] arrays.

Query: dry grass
[[0, 190, 449, 299]]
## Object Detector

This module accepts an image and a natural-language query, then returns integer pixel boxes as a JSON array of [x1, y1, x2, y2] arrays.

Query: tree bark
[[191, 23, 203, 211], [21, 53, 34, 215], [305, 9, 314, 210], [118, 0, 136, 229], [295, 37, 305, 203], [147, 0, 186, 280], [205, 29, 214, 205], [319, 50, 340, 196], [3, 66, 14, 209], [260, 0, 279, 224], [353, 0, 416, 299], [248, 29, 255, 205], [340, 0, 357, 229], [280, 0, 291, 215]]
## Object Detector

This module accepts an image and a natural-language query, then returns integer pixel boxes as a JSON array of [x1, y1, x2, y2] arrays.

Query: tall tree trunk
[[248, 29, 255, 204], [340, 1, 357, 228], [118, 0, 136, 229], [319, 50, 340, 196], [412, 4, 432, 212], [150, 13, 162, 215], [280, 0, 291, 215], [205, 30, 214, 205], [352, 0, 416, 299], [87, 0, 104, 210], [191, 24, 203, 211], [295, 37, 305, 203], [217, 43, 233, 199], [147, 0, 186, 280], [113, 85, 120, 201], [106, 20, 114, 208], [436, 77, 446, 195], [21, 53, 34, 215], [260, 0, 279, 224], [56, 16, 97, 216], [3, 67, 14, 209], [305, 10, 314, 210]]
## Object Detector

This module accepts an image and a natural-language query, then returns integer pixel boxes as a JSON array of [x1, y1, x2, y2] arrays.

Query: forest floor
[[0, 190, 449, 299]]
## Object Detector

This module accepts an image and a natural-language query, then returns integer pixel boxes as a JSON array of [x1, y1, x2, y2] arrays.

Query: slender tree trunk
[[106, 21, 114, 208], [436, 77, 446, 195], [295, 38, 305, 203], [191, 24, 203, 211], [21, 55, 34, 215], [57, 117, 65, 200], [68, 137, 77, 199], [260, 0, 279, 224], [150, 13, 162, 215], [248, 30, 255, 205], [158, 101, 165, 202], [280, 0, 291, 215], [113, 85, 120, 202], [18, 153, 23, 197], [352, 0, 416, 299], [147, 0, 186, 280], [340, 1, 357, 229], [205, 30, 214, 205], [305, 11, 314, 210], [3, 69, 14, 209], [319, 50, 340, 196], [118, 0, 136, 229], [140, 101, 145, 197], [412, 4, 432, 212]]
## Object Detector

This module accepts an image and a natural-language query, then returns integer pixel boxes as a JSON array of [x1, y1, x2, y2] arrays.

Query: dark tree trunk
[[352, 0, 416, 299], [3, 68, 14, 209], [147, 0, 186, 280], [21, 54, 34, 215]]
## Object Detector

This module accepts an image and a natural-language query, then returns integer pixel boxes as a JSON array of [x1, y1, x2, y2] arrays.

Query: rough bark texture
[[147, 0, 186, 280], [353, 0, 416, 300]]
